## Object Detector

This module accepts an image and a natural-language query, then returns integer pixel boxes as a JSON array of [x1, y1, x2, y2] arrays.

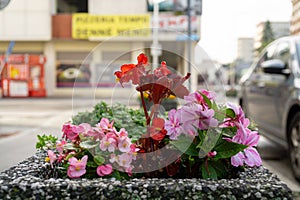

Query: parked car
[[239, 36, 300, 181]]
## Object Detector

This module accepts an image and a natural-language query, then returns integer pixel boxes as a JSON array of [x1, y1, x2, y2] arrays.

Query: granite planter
[[0, 152, 293, 200]]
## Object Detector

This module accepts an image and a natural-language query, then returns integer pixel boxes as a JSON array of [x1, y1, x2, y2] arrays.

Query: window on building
[[57, 0, 88, 14]]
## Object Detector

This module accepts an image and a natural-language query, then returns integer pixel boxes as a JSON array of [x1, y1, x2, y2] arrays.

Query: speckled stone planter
[[0, 152, 293, 200]]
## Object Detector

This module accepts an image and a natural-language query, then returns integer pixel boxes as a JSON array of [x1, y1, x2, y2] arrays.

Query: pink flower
[[227, 127, 262, 167], [97, 118, 115, 133], [100, 133, 118, 152], [56, 140, 66, 154], [181, 103, 218, 132], [47, 150, 57, 166], [184, 90, 216, 107], [165, 109, 183, 140], [125, 165, 133, 176], [207, 151, 217, 158], [129, 144, 139, 160], [116, 128, 128, 140], [117, 153, 132, 169], [222, 103, 250, 128], [62, 123, 89, 141], [67, 155, 88, 178], [97, 164, 113, 176], [62, 123, 78, 140], [118, 137, 132, 153]]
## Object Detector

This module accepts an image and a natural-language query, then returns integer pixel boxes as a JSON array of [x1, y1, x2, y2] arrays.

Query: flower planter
[[0, 152, 293, 200]]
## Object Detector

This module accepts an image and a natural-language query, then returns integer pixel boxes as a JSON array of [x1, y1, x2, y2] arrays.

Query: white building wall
[[89, 0, 147, 14], [0, 0, 51, 41], [237, 38, 254, 63]]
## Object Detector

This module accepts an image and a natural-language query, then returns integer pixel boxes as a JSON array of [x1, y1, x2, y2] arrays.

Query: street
[[0, 97, 299, 198]]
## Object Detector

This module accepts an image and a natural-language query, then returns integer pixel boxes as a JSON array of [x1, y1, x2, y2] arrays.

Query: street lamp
[[149, 0, 165, 67]]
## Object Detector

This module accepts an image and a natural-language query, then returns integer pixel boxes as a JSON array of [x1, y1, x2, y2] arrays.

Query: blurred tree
[[256, 20, 275, 53]]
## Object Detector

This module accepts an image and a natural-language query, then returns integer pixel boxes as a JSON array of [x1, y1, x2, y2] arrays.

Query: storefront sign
[[158, 15, 198, 32], [72, 14, 151, 39]]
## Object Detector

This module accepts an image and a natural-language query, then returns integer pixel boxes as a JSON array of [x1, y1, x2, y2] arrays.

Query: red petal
[[151, 129, 167, 141], [152, 117, 165, 129], [120, 64, 135, 73], [114, 71, 123, 79], [137, 53, 148, 65], [172, 85, 190, 98]]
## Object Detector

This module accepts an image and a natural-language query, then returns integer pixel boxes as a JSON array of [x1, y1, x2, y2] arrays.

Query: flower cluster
[[113, 53, 262, 179], [165, 90, 262, 173], [40, 53, 262, 180], [45, 118, 138, 178]]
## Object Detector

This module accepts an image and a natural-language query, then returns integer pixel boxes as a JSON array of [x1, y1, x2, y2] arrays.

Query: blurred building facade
[[254, 21, 290, 52], [236, 38, 254, 63], [291, 0, 300, 35], [0, 0, 202, 97], [234, 37, 254, 83]]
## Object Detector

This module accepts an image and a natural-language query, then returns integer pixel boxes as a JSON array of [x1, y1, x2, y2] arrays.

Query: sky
[[198, 0, 293, 63]]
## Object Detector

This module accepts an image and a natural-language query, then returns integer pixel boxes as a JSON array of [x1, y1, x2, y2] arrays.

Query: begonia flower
[[56, 140, 66, 154], [47, 150, 57, 166], [118, 137, 132, 153], [67, 155, 88, 178], [97, 164, 113, 176], [154, 61, 171, 77], [96, 118, 115, 133], [149, 117, 167, 141], [100, 133, 118, 152]]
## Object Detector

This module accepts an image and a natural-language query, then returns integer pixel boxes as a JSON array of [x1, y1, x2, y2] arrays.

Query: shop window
[[56, 52, 91, 88], [57, 0, 88, 14]]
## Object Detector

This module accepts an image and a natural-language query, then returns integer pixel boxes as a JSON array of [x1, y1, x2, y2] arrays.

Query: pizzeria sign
[[72, 14, 151, 39]]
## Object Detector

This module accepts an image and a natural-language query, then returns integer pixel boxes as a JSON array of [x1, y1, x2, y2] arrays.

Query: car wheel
[[288, 112, 300, 181]]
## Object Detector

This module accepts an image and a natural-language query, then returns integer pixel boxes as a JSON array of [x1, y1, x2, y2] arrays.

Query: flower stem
[[140, 91, 151, 126]]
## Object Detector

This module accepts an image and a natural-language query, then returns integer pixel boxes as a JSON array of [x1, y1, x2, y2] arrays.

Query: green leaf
[[35, 134, 57, 150], [221, 127, 237, 138], [210, 160, 227, 178], [225, 108, 236, 118], [196, 128, 222, 158], [199, 92, 212, 108], [93, 155, 105, 165], [63, 143, 79, 151], [80, 140, 99, 149], [87, 161, 98, 168], [201, 162, 217, 179], [65, 153, 75, 160], [170, 135, 198, 156], [214, 140, 248, 159]]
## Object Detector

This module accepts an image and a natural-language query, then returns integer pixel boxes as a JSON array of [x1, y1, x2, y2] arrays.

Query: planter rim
[[0, 152, 293, 199]]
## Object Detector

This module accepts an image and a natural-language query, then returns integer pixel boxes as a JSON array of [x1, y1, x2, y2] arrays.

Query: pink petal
[[244, 147, 262, 167], [231, 152, 245, 167]]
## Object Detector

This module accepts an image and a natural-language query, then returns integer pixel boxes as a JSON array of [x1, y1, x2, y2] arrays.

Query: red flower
[[114, 53, 148, 85], [137, 53, 148, 65], [149, 118, 167, 141], [154, 61, 171, 77], [114, 64, 135, 79]]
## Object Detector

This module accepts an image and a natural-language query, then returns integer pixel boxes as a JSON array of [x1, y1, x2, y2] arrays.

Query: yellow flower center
[[75, 166, 81, 171], [45, 157, 50, 162]]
